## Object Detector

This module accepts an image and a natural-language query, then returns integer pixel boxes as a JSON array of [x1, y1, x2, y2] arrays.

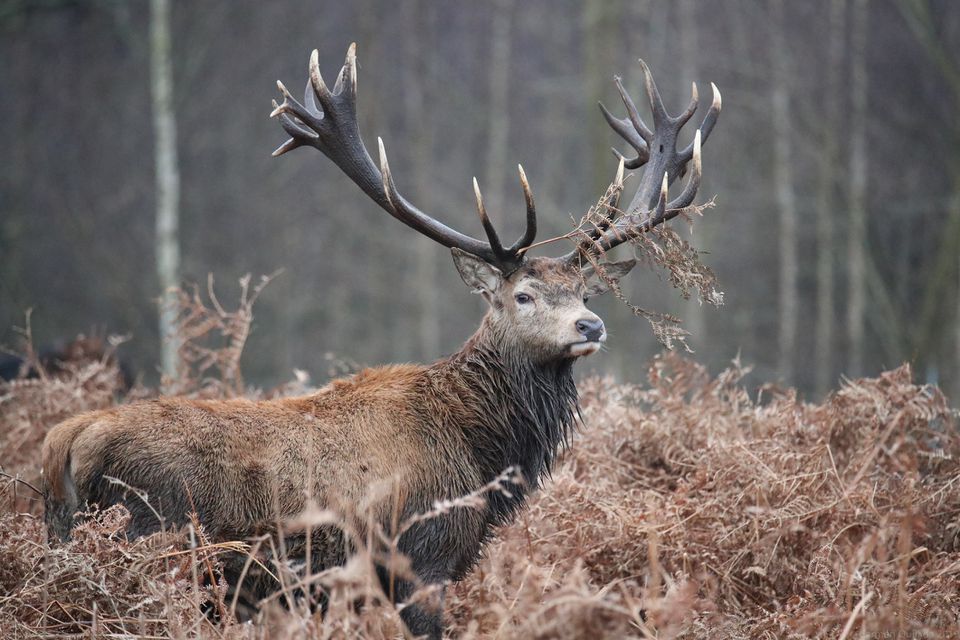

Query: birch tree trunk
[[584, 0, 626, 374], [151, 0, 181, 380], [770, 0, 798, 383], [585, 0, 622, 199], [815, 0, 846, 394], [678, 0, 705, 346], [403, 0, 441, 360], [846, 0, 869, 378], [484, 0, 513, 213], [898, 0, 960, 397]]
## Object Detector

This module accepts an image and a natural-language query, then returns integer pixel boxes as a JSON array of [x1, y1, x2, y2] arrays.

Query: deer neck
[[436, 314, 580, 523]]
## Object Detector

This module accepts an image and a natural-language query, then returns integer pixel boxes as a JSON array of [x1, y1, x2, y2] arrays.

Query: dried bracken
[[162, 272, 280, 397], [0, 317, 134, 514], [561, 178, 723, 352], [2, 299, 958, 638], [448, 355, 960, 638]]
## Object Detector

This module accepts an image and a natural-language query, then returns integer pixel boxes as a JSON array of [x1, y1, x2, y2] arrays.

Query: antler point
[[693, 130, 702, 169], [377, 137, 389, 167], [271, 138, 298, 157], [711, 82, 722, 109]]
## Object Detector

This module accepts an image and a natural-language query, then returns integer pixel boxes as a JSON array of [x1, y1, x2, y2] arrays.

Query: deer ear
[[452, 248, 503, 295], [582, 259, 637, 296]]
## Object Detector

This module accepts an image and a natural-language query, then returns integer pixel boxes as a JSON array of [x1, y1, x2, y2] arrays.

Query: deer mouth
[[567, 339, 604, 357]]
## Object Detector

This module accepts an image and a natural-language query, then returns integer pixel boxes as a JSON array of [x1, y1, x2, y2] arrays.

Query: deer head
[[270, 44, 720, 363]]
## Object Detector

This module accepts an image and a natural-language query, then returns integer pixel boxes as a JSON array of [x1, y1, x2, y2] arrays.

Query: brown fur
[[41, 256, 629, 638]]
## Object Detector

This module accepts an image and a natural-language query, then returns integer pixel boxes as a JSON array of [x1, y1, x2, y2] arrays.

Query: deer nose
[[576, 318, 605, 342]]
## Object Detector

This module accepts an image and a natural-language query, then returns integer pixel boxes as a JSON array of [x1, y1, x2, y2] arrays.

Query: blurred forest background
[[1, 0, 959, 400]]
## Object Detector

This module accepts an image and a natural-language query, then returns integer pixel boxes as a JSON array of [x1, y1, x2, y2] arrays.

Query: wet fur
[[42, 287, 581, 638]]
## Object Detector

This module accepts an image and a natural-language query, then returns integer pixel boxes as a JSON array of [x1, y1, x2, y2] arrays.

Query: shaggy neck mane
[[434, 314, 581, 524]]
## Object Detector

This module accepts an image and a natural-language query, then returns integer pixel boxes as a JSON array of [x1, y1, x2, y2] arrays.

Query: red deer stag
[[42, 43, 720, 638]]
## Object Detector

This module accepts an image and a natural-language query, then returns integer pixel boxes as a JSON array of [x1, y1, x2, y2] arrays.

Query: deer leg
[[399, 587, 445, 640], [376, 567, 444, 640]]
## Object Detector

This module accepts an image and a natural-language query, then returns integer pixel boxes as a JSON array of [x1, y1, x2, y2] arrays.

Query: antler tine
[[599, 157, 626, 225], [276, 112, 318, 142], [272, 81, 319, 130], [507, 165, 537, 253], [667, 130, 701, 211], [600, 99, 649, 170], [333, 42, 358, 97], [638, 59, 669, 128], [472, 177, 506, 257], [271, 80, 324, 159], [271, 95, 314, 157], [647, 172, 669, 228], [269, 97, 285, 119], [308, 48, 334, 110], [272, 136, 302, 157], [582, 156, 626, 243], [679, 82, 721, 162], [377, 137, 398, 210], [614, 75, 654, 142], [610, 156, 625, 213], [676, 82, 699, 128]]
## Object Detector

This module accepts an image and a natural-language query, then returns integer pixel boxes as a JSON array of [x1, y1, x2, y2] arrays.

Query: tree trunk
[[357, 0, 387, 362], [846, 0, 869, 378], [583, 0, 626, 374], [770, 0, 798, 383], [150, 0, 181, 381], [678, 0, 705, 347], [585, 0, 623, 200], [897, 0, 960, 397], [815, 0, 846, 395], [484, 0, 513, 213], [404, 0, 441, 360]]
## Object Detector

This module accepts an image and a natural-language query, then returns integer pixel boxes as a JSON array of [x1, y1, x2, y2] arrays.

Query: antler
[[271, 43, 537, 274], [566, 60, 721, 261]]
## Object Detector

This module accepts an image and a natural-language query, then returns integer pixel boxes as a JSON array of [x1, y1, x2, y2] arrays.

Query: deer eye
[[582, 295, 589, 304], [515, 293, 533, 304]]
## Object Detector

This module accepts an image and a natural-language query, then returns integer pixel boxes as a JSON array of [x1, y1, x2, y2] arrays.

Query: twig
[[837, 590, 873, 640], [0, 470, 43, 496]]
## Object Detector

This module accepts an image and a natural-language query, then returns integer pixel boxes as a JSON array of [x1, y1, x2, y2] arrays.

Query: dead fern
[[162, 271, 279, 396], [2, 283, 958, 639], [567, 177, 723, 351]]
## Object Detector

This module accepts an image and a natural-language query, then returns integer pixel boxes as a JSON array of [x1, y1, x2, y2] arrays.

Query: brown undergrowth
[[1, 283, 958, 638]]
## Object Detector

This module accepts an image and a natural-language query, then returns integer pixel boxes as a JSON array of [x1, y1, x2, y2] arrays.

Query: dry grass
[[1, 289, 958, 639]]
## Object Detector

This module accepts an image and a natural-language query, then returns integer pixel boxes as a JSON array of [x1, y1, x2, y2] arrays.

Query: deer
[[41, 43, 720, 639]]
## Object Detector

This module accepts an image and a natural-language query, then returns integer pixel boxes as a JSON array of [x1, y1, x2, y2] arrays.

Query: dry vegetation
[[1, 282, 958, 639]]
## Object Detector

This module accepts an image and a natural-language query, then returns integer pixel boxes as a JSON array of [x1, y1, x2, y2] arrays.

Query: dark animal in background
[[1, 335, 132, 391], [42, 44, 720, 638]]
